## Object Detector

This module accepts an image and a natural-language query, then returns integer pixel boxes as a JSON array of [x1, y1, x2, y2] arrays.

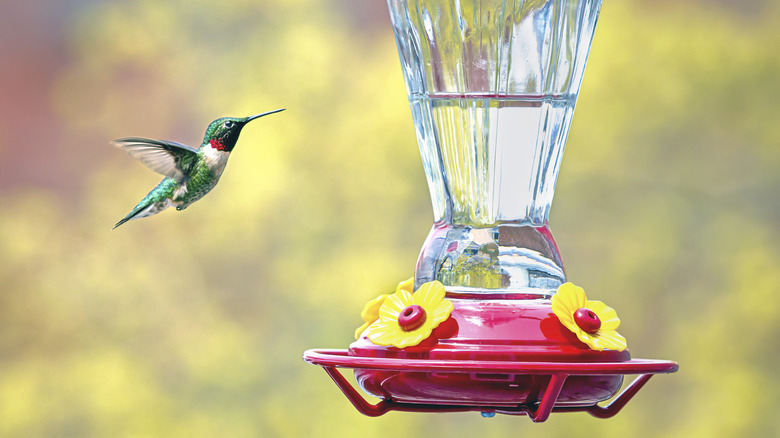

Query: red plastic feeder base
[[303, 349, 677, 421], [304, 298, 677, 420]]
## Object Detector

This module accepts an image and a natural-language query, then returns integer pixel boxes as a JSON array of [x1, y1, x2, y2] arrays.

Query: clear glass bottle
[[387, 0, 603, 296]]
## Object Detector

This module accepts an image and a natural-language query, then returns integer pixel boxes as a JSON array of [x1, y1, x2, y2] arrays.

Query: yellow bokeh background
[[1, 0, 779, 436]]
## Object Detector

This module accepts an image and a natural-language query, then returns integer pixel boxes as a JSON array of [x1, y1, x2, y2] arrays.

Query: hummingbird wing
[[112, 137, 199, 183]]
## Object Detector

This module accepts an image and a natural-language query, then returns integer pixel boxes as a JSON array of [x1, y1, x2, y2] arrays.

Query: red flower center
[[398, 305, 427, 331], [574, 308, 601, 334]]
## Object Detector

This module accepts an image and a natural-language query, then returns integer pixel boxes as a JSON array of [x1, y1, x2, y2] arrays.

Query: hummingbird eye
[[224, 120, 235, 129]]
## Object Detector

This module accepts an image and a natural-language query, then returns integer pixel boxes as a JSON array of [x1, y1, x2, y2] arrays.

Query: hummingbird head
[[204, 108, 285, 152]]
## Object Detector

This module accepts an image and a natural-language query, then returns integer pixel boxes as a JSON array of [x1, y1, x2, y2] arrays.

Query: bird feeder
[[304, 0, 677, 421]]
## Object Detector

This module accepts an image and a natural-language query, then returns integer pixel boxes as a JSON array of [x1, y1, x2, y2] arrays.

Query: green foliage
[[1, 0, 779, 436]]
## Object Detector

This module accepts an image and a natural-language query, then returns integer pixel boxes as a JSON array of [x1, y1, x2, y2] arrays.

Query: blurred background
[[1, 0, 778, 436]]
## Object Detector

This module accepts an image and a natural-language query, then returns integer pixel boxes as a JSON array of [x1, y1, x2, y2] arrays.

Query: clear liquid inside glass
[[411, 93, 575, 226]]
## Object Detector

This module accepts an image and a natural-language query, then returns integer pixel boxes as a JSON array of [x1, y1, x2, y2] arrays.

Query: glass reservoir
[[388, 0, 602, 295]]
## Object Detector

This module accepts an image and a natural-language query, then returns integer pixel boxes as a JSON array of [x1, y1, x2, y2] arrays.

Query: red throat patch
[[209, 138, 227, 151]]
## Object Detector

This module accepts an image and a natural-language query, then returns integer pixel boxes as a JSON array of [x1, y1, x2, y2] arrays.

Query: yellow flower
[[368, 281, 453, 348], [551, 282, 627, 352], [354, 278, 414, 340]]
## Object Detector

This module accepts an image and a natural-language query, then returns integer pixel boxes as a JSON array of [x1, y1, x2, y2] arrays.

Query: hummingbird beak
[[245, 108, 285, 123]]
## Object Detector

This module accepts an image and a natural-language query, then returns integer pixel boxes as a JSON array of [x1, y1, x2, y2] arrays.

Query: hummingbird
[[112, 109, 285, 229]]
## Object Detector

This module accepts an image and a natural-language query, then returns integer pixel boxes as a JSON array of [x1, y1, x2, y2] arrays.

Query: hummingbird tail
[[113, 207, 147, 229], [113, 180, 176, 229], [113, 200, 167, 229]]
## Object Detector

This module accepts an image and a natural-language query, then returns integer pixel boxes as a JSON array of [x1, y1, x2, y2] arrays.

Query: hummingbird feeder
[[303, 0, 677, 421]]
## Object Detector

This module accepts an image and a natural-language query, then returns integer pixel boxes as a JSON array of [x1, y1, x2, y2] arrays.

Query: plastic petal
[[396, 277, 414, 293], [592, 330, 627, 351], [414, 281, 445, 309], [394, 331, 430, 348], [551, 300, 575, 326], [559, 283, 587, 309], [368, 320, 402, 345], [430, 299, 454, 324], [360, 294, 388, 322]]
